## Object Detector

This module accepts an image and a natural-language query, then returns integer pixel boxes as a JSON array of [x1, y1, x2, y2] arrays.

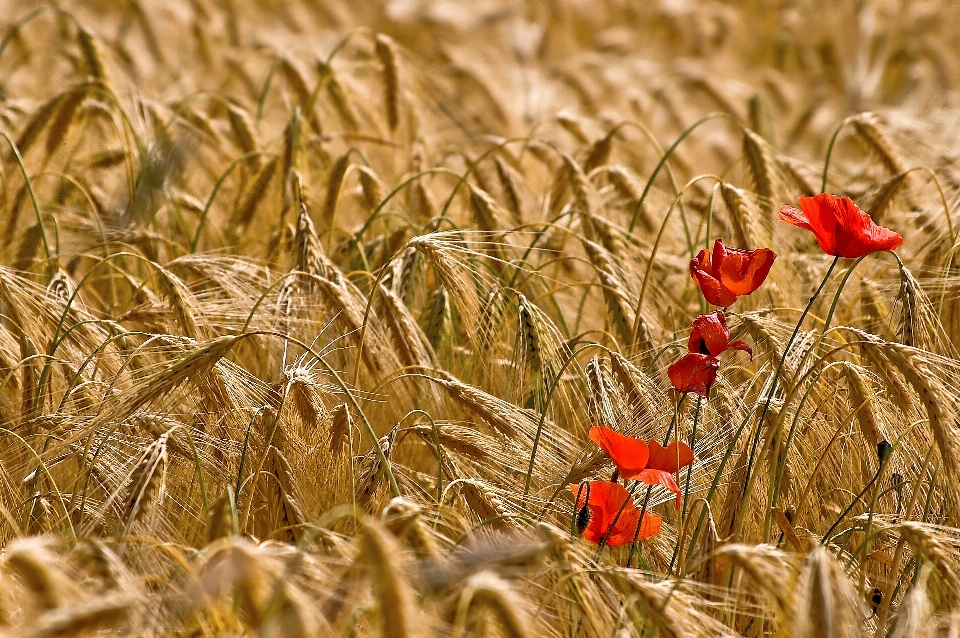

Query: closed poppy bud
[[668, 353, 719, 397], [690, 238, 776, 307], [877, 440, 893, 464], [688, 311, 752, 359], [779, 193, 903, 258], [575, 505, 591, 535]]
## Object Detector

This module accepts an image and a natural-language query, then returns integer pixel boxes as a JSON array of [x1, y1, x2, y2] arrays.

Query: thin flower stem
[[625, 395, 688, 567], [821, 116, 856, 192], [593, 481, 642, 558], [522, 342, 599, 508], [733, 255, 841, 540], [669, 395, 701, 573], [626, 486, 654, 568]]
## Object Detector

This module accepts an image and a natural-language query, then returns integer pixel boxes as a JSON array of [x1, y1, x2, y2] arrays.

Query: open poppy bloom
[[778, 193, 903, 258], [688, 311, 752, 359], [690, 238, 776, 307], [570, 481, 662, 546], [589, 426, 695, 509], [668, 352, 719, 397], [589, 426, 648, 476]]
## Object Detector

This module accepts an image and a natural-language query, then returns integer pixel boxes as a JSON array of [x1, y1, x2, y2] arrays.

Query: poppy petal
[[646, 440, 695, 473], [778, 204, 813, 230], [668, 353, 719, 397], [608, 511, 662, 545], [636, 469, 683, 509], [570, 481, 656, 546], [604, 507, 642, 546], [717, 247, 776, 296], [690, 248, 711, 276], [727, 339, 753, 359], [832, 194, 904, 257], [589, 426, 649, 476], [690, 268, 737, 307], [710, 237, 726, 278], [781, 194, 903, 259], [688, 311, 731, 357], [799, 195, 842, 254]]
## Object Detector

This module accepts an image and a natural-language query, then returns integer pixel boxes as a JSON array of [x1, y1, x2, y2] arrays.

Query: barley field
[[2, 0, 960, 636]]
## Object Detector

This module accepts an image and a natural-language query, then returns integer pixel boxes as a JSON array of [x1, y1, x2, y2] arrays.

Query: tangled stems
[[821, 442, 893, 546], [733, 255, 841, 540]]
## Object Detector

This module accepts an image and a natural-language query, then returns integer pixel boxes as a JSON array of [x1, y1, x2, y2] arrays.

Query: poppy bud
[[575, 505, 591, 535], [877, 440, 893, 463]]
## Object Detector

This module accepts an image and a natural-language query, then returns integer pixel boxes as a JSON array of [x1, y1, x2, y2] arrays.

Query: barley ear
[[374, 35, 400, 131], [76, 28, 107, 82], [359, 520, 415, 638]]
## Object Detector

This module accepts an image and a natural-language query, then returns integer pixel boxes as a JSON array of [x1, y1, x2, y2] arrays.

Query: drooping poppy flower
[[667, 352, 719, 397], [570, 481, 662, 546], [690, 238, 776, 307], [589, 427, 695, 509], [589, 426, 649, 477], [778, 193, 903, 259], [646, 439, 695, 474], [635, 439, 695, 507], [688, 311, 752, 359]]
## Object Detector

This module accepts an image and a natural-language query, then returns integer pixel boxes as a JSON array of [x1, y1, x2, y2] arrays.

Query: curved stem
[[821, 452, 891, 546], [628, 111, 733, 237], [630, 175, 721, 353], [821, 116, 856, 192], [190, 150, 269, 252], [521, 342, 599, 507], [1, 132, 52, 268]]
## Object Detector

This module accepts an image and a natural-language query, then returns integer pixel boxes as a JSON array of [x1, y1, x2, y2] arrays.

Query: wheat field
[[2, 0, 960, 635]]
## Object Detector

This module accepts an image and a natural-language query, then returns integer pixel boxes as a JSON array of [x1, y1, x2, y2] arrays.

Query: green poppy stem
[[733, 254, 840, 540]]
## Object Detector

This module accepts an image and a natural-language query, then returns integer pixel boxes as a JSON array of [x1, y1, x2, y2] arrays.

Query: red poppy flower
[[688, 311, 752, 359], [589, 427, 695, 509], [667, 353, 719, 397], [635, 440, 695, 507], [690, 238, 776, 307], [778, 193, 903, 258], [570, 481, 662, 546], [589, 426, 649, 477]]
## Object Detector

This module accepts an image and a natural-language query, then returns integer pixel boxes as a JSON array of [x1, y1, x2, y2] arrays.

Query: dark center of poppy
[[696, 338, 711, 355]]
